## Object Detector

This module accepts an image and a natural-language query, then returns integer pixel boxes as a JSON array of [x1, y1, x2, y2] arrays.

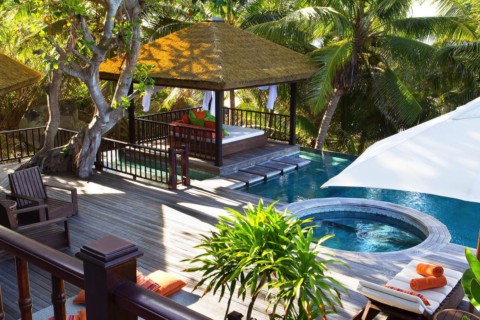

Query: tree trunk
[[18, 68, 63, 171], [75, 119, 104, 178], [314, 90, 343, 150]]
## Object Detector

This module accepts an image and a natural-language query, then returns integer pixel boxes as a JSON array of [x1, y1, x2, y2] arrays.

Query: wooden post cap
[[76, 235, 143, 267]]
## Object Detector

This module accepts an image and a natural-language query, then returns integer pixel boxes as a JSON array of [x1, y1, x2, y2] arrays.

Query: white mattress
[[222, 125, 264, 144]]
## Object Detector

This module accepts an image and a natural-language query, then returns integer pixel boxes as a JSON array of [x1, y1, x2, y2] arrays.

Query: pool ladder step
[[223, 156, 310, 185]]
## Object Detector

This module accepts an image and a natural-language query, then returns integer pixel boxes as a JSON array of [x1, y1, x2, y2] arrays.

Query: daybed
[[169, 121, 267, 156], [353, 260, 465, 320]]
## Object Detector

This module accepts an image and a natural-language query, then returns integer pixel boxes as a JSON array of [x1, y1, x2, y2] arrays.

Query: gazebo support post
[[289, 82, 297, 145], [215, 90, 223, 166], [128, 84, 136, 144]]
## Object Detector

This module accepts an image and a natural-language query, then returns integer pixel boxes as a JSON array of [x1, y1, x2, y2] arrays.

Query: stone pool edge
[[280, 197, 451, 262]]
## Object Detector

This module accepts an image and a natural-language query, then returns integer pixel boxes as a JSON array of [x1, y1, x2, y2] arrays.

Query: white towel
[[142, 86, 163, 111], [258, 85, 278, 110], [202, 91, 216, 116]]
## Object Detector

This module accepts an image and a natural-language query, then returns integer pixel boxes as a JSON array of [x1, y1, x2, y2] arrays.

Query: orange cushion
[[410, 275, 447, 291], [385, 285, 430, 306], [147, 270, 186, 297], [416, 263, 444, 277], [73, 290, 85, 304], [181, 114, 189, 124], [204, 120, 215, 129], [193, 111, 206, 119], [77, 310, 86, 320]]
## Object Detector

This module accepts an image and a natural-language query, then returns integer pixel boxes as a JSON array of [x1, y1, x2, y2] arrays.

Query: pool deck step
[[223, 171, 265, 185], [239, 166, 282, 179], [273, 156, 311, 167], [257, 161, 296, 174]]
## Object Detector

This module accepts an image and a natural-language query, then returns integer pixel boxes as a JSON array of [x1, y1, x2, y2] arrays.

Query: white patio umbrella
[[322, 96, 480, 203]]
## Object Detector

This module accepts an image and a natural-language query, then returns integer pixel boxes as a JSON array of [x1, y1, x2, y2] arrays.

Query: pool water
[[242, 149, 480, 247], [310, 215, 425, 252]]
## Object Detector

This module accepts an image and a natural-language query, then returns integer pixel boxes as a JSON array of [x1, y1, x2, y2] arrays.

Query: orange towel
[[410, 275, 447, 291], [416, 263, 444, 277]]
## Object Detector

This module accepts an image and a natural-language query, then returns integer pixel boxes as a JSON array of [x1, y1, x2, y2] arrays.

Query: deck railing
[[132, 107, 291, 163], [0, 127, 76, 163], [222, 107, 290, 142], [0, 127, 189, 189], [95, 137, 189, 189], [0, 226, 210, 320]]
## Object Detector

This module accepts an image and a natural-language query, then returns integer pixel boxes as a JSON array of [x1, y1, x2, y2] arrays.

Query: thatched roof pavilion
[[100, 21, 317, 166], [100, 21, 316, 90], [0, 54, 41, 95]]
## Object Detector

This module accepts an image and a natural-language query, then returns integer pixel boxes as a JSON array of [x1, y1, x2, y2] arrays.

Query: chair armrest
[[16, 204, 49, 215], [44, 183, 78, 214], [44, 183, 76, 192], [17, 217, 68, 232], [10, 193, 44, 205]]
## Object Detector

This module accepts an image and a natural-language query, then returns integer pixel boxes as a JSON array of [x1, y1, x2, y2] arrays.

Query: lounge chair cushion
[[358, 260, 463, 315]]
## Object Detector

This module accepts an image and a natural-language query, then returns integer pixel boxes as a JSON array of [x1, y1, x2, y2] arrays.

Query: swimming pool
[[241, 149, 480, 247]]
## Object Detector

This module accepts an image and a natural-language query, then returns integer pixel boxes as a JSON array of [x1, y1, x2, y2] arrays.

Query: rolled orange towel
[[410, 275, 447, 291], [416, 263, 444, 277]]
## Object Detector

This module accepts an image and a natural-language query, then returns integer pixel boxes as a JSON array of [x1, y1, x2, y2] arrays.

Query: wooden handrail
[[0, 227, 211, 319], [0, 226, 83, 287], [114, 281, 210, 320]]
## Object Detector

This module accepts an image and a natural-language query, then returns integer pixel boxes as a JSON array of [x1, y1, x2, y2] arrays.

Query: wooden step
[[223, 171, 265, 185], [239, 166, 281, 179], [273, 156, 310, 168], [257, 161, 296, 174]]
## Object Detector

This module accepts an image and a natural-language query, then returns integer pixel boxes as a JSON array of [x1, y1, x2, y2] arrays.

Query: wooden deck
[[0, 163, 477, 320]]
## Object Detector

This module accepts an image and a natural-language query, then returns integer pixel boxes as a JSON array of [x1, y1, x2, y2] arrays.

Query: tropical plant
[[185, 200, 346, 320], [248, 0, 478, 150], [462, 246, 480, 312]]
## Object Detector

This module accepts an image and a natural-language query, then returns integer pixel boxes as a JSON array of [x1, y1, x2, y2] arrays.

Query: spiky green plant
[[462, 247, 480, 312], [184, 200, 346, 320]]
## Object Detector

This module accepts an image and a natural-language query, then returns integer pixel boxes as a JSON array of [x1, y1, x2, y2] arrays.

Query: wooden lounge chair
[[7, 166, 78, 224], [352, 260, 465, 320], [0, 199, 70, 249]]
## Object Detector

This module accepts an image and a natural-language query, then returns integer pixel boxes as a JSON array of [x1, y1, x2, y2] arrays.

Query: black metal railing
[[137, 107, 201, 124], [134, 118, 169, 150], [95, 137, 189, 189], [0, 127, 189, 189], [222, 107, 290, 142], [0, 127, 77, 163]]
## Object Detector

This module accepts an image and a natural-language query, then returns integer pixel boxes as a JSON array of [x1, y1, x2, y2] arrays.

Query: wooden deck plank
[[0, 169, 475, 320]]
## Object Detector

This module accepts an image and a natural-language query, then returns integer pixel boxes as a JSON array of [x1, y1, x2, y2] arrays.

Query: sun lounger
[[353, 260, 465, 320]]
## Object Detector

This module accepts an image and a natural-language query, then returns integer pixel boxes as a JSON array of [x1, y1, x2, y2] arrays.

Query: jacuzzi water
[[307, 210, 425, 252]]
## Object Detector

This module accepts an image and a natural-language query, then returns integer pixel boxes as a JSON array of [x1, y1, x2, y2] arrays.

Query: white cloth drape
[[258, 85, 278, 110], [202, 91, 216, 116], [142, 86, 163, 111]]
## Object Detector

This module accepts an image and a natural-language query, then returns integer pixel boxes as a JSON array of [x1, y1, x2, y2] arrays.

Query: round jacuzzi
[[283, 198, 451, 255]]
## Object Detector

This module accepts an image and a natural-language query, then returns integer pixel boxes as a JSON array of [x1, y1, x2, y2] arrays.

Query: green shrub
[[185, 200, 346, 320], [462, 247, 480, 312]]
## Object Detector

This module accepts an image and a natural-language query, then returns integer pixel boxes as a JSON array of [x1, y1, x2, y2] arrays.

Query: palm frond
[[392, 16, 477, 41], [295, 115, 318, 137], [308, 40, 353, 115], [371, 0, 413, 21], [378, 35, 435, 65], [372, 68, 422, 128]]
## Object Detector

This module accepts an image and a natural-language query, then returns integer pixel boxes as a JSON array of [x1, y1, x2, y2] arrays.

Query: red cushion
[[181, 114, 189, 124], [193, 111, 206, 119], [204, 120, 215, 129]]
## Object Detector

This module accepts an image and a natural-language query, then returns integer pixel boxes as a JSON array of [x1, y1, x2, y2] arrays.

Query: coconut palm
[[248, 0, 477, 150]]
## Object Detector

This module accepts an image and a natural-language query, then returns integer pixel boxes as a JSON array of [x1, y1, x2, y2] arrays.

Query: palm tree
[[249, 0, 477, 150]]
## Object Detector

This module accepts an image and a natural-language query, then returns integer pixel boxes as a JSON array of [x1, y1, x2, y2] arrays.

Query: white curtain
[[258, 85, 278, 110], [202, 91, 216, 116], [142, 86, 163, 111]]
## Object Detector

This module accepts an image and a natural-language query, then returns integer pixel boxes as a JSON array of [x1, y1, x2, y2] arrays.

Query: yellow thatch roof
[[100, 21, 316, 90], [0, 54, 42, 95]]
